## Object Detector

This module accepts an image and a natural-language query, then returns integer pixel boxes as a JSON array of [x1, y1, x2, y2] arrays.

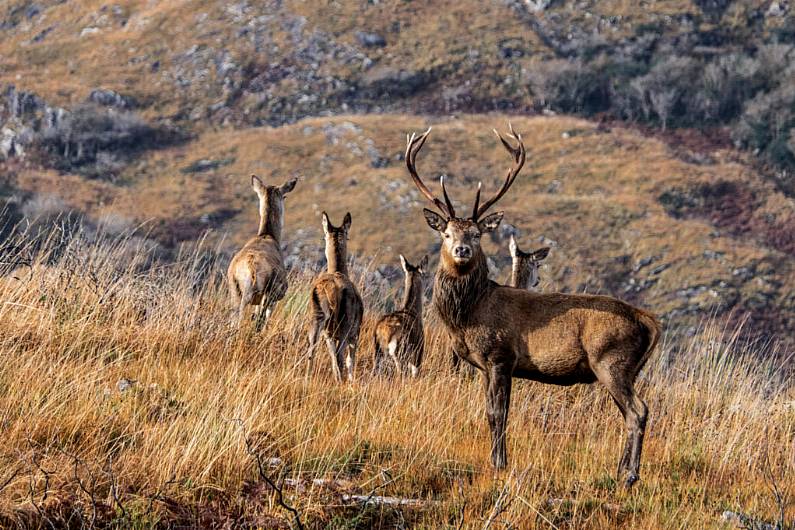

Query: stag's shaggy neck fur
[[434, 251, 492, 329], [257, 192, 283, 243]]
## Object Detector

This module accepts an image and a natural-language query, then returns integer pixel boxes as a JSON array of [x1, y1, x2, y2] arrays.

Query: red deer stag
[[404, 126, 660, 488], [228, 175, 297, 330], [373, 254, 429, 377], [509, 234, 550, 290], [307, 212, 364, 382]]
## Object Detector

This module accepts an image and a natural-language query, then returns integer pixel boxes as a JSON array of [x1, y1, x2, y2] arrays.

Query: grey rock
[[117, 378, 136, 393], [88, 88, 136, 109], [356, 31, 386, 48]]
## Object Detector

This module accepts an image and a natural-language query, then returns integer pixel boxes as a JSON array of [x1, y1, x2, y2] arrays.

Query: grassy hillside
[[7, 113, 795, 348], [0, 233, 791, 528]]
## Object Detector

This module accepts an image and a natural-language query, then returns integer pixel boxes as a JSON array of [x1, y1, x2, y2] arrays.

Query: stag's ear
[[342, 212, 352, 232], [399, 254, 409, 272], [280, 178, 298, 195], [509, 234, 518, 258], [321, 211, 330, 234], [423, 209, 447, 232], [531, 247, 550, 261], [418, 254, 429, 274], [477, 211, 504, 233], [251, 174, 265, 191]]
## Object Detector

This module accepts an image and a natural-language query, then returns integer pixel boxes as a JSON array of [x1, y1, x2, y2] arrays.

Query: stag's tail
[[635, 309, 662, 376]]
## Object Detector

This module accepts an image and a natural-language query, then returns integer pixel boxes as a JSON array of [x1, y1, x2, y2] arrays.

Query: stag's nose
[[453, 246, 472, 259]]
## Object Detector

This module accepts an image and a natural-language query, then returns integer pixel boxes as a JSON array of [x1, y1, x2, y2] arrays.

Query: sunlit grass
[[0, 229, 792, 528]]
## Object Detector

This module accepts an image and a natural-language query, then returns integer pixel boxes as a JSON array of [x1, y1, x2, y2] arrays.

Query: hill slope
[[6, 113, 795, 346]]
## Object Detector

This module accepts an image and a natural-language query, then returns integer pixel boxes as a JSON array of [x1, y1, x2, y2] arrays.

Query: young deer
[[307, 212, 364, 382], [227, 175, 297, 330], [509, 234, 550, 290], [373, 254, 429, 378], [405, 126, 660, 488]]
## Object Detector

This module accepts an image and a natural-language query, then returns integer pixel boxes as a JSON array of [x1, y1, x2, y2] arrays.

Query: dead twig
[[230, 419, 304, 530]]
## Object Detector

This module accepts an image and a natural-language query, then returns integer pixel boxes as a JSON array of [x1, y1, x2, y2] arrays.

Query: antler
[[473, 123, 526, 220], [405, 128, 455, 218]]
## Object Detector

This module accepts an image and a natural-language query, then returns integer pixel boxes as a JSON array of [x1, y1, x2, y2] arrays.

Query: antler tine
[[471, 181, 482, 220], [405, 127, 452, 217], [440, 176, 456, 218], [474, 124, 526, 220]]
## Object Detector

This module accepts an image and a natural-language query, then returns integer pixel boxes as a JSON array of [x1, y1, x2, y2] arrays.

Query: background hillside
[[1, 0, 794, 349]]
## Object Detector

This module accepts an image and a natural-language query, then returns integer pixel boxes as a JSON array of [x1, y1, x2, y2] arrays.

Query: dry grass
[[0, 227, 792, 529]]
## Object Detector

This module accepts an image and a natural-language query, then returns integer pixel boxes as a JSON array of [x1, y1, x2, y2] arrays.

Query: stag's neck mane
[[433, 251, 493, 329]]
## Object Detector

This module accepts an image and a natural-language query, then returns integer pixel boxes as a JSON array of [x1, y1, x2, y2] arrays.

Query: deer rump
[[444, 283, 660, 386], [310, 272, 363, 339], [229, 237, 288, 305]]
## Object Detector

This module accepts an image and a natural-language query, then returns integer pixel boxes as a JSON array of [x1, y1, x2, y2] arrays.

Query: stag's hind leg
[[595, 366, 648, 488]]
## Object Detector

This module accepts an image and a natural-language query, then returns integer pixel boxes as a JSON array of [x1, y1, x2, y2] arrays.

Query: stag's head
[[405, 125, 526, 272]]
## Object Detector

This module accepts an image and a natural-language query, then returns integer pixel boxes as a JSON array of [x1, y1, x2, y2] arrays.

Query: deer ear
[[342, 212, 352, 232], [280, 178, 298, 195], [477, 211, 504, 233], [423, 209, 447, 232], [399, 254, 408, 272], [509, 234, 518, 257], [321, 212, 330, 234], [251, 174, 265, 190], [532, 247, 551, 261]]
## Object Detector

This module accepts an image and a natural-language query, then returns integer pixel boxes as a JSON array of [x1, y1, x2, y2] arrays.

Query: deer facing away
[[307, 212, 364, 382], [374, 254, 429, 378], [227, 175, 297, 330], [405, 126, 660, 488], [509, 234, 550, 290]]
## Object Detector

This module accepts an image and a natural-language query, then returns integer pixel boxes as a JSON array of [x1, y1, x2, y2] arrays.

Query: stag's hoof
[[623, 472, 639, 489]]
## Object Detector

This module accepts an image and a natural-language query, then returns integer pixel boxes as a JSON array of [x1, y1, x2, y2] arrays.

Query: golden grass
[[0, 228, 792, 528]]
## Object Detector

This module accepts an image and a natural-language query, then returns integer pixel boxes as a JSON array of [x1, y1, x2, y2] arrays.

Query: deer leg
[[388, 339, 402, 378], [237, 289, 253, 328], [306, 317, 324, 375], [373, 337, 384, 376], [345, 341, 356, 382], [598, 370, 646, 488], [484, 364, 513, 470], [626, 391, 648, 486], [326, 334, 342, 382]]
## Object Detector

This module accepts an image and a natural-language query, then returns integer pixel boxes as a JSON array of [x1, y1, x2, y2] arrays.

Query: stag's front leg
[[484, 363, 513, 470]]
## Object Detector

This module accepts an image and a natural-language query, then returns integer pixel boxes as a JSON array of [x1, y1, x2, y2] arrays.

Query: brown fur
[[307, 212, 364, 382], [373, 255, 428, 378], [509, 234, 549, 290], [227, 175, 296, 330], [406, 126, 661, 488]]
